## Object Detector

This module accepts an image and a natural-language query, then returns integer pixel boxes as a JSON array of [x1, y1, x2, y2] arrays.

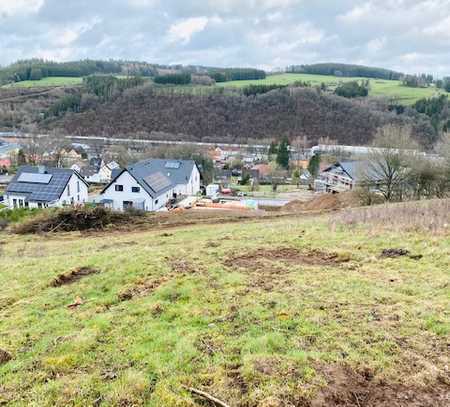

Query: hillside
[[45, 86, 430, 146], [219, 73, 449, 105], [0, 204, 449, 406]]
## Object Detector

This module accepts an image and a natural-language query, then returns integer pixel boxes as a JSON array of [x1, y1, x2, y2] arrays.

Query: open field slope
[[0, 205, 449, 406], [218, 73, 449, 105], [2, 77, 83, 88]]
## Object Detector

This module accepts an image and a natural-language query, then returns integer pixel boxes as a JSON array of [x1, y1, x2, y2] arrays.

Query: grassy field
[[218, 73, 449, 105], [0, 207, 448, 406], [2, 77, 84, 88]]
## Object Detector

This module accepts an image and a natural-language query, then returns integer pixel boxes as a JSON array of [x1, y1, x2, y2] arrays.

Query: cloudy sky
[[1, 0, 450, 75]]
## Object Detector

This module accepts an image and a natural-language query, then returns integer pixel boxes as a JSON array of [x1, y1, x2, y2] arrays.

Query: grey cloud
[[0, 0, 449, 75]]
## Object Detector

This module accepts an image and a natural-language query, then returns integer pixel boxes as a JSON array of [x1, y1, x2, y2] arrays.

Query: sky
[[1, 0, 450, 76]]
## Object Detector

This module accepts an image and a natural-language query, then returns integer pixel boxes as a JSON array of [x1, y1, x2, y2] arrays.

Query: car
[[0, 195, 4, 202]]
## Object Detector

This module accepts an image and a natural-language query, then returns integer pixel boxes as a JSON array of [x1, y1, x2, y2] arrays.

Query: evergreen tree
[[276, 137, 290, 169], [268, 141, 278, 156], [308, 154, 321, 177]]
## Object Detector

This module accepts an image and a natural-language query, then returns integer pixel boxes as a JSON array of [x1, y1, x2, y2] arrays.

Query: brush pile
[[14, 206, 144, 234]]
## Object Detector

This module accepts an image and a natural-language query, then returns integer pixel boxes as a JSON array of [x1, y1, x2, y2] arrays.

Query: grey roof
[[323, 161, 381, 182], [6, 166, 86, 203], [105, 159, 197, 199], [80, 165, 99, 177]]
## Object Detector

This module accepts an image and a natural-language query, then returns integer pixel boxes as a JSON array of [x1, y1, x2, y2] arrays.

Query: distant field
[[2, 76, 83, 88], [218, 73, 448, 105]]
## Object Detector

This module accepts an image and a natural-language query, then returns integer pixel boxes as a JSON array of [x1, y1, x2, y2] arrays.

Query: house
[[4, 165, 89, 209], [98, 161, 121, 183], [314, 161, 370, 193], [98, 159, 201, 211], [0, 142, 20, 168]]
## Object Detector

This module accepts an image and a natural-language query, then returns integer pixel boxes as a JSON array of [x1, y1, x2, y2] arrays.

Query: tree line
[[0, 59, 159, 85], [286, 63, 403, 80]]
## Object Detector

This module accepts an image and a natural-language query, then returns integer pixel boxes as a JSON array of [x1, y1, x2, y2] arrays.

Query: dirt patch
[[284, 192, 360, 213], [224, 247, 351, 292], [51, 266, 100, 287], [118, 277, 170, 301], [0, 348, 12, 365], [169, 258, 200, 274], [310, 364, 449, 407], [225, 247, 350, 270]]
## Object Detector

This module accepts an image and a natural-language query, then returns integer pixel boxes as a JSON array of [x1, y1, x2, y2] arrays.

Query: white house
[[5, 166, 89, 209], [98, 161, 121, 183], [98, 159, 201, 211]]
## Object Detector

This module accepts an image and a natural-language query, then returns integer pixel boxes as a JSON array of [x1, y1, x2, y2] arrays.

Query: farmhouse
[[99, 159, 201, 211], [5, 166, 89, 209], [315, 161, 370, 193]]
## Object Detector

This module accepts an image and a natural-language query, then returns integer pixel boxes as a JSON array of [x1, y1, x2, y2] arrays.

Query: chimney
[[37, 165, 46, 174]]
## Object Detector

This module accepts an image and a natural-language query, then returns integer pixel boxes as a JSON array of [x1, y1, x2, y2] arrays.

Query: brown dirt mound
[[0, 348, 12, 365], [51, 266, 100, 287], [284, 192, 359, 212], [310, 364, 449, 407], [225, 247, 349, 270]]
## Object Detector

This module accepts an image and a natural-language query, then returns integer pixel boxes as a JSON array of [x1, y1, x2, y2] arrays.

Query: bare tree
[[365, 124, 419, 202]]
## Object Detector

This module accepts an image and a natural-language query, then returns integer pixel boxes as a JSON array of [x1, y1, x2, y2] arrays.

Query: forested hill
[[0, 59, 158, 85], [46, 86, 432, 146], [286, 63, 403, 80]]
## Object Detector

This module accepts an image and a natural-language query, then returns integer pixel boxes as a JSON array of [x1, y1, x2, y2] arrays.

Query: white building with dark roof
[[98, 159, 201, 211], [5, 166, 89, 209]]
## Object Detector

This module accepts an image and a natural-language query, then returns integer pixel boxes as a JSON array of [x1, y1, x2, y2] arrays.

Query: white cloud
[[337, 2, 373, 23], [0, 0, 44, 16], [168, 16, 209, 44]]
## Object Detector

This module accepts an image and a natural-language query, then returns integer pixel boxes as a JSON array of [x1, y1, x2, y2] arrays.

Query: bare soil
[[0, 348, 12, 365], [284, 192, 360, 212], [224, 247, 350, 271], [50, 266, 100, 287], [309, 364, 450, 407]]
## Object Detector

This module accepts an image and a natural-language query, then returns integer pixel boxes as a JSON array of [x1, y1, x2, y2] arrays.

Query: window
[[77, 195, 80, 202], [12, 199, 17, 208], [132, 186, 140, 193], [155, 199, 159, 205], [67, 184, 70, 196], [115, 185, 124, 192], [38, 203, 43, 209], [77, 181, 80, 193], [25, 202, 29, 208]]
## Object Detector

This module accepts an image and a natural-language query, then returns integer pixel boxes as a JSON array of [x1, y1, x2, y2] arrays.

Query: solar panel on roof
[[18, 172, 53, 184], [143, 172, 172, 192], [165, 161, 181, 169]]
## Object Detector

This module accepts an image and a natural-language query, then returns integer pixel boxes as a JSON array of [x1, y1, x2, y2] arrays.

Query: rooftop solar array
[[143, 172, 172, 193], [7, 168, 72, 202], [18, 172, 53, 184], [165, 161, 181, 169]]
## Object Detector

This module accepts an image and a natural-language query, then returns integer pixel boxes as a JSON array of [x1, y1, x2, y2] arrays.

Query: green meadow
[[218, 73, 448, 105], [0, 210, 448, 406]]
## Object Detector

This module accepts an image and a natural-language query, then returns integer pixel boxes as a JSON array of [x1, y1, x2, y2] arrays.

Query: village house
[[4, 165, 89, 209], [315, 161, 370, 193], [98, 158, 201, 211], [0, 141, 20, 168]]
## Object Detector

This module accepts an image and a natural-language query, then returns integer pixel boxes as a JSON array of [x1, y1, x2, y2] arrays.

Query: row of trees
[[153, 73, 192, 85], [287, 63, 403, 80], [0, 59, 165, 85], [402, 74, 434, 88], [208, 68, 266, 82]]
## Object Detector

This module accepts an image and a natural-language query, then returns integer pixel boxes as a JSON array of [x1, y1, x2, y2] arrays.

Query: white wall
[[60, 173, 89, 205], [173, 165, 201, 196], [100, 171, 173, 211]]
